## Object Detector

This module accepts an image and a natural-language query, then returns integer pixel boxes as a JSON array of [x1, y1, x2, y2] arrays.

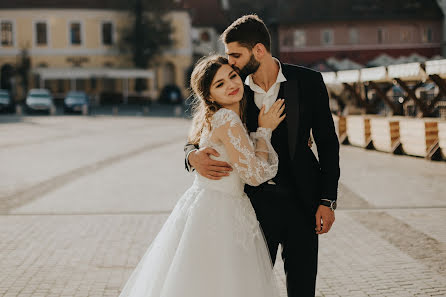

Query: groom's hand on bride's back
[[189, 147, 233, 180]]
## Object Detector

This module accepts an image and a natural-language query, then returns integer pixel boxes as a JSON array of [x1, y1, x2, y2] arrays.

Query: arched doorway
[[163, 62, 175, 86], [1, 64, 14, 91]]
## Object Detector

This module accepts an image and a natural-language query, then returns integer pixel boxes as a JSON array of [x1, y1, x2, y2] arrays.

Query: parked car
[[158, 85, 183, 104], [0, 89, 14, 113], [63, 91, 89, 114], [25, 89, 54, 114]]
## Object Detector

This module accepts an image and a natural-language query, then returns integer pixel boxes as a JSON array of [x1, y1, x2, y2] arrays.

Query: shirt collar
[[244, 57, 287, 88]]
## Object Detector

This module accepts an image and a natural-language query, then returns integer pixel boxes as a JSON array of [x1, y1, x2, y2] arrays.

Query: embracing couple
[[119, 15, 340, 297]]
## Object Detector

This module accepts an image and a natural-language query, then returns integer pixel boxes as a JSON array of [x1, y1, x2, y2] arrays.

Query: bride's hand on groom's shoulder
[[315, 205, 335, 235], [189, 147, 233, 180]]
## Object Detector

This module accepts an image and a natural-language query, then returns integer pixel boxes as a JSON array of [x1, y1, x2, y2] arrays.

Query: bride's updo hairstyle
[[188, 55, 246, 145]]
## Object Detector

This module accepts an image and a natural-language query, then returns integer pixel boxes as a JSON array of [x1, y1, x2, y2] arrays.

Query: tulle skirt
[[118, 180, 279, 297]]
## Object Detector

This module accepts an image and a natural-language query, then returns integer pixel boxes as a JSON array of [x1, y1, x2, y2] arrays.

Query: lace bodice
[[196, 108, 278, 192]]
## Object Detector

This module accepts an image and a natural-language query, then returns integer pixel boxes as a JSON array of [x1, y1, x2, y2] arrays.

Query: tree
[[119, 0, 174, 68], [17, 47, 31, 100], [118, 0, 175, 91]]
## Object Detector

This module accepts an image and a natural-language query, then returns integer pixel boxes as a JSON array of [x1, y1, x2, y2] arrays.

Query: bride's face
[[209, 64, 244, 108]]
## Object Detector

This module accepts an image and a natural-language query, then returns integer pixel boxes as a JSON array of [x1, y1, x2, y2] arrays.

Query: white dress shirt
[[245, 58, 287, 112]]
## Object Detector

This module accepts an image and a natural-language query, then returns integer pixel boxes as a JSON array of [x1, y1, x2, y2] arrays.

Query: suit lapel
[[281, 65, 300, 159], [245, 87, 258, 133]]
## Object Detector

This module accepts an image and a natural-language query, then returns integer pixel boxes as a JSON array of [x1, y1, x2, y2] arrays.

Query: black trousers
[[247, 184, 318, 297]]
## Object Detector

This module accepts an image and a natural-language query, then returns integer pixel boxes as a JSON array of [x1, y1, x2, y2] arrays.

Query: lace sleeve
[[212, 109, 278, 186]]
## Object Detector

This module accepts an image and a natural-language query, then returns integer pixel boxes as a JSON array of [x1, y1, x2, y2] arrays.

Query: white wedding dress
[[118, 108, 280, 297]]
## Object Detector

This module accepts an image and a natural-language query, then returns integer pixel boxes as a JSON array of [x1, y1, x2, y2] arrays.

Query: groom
[[184, 15, 340, 297]]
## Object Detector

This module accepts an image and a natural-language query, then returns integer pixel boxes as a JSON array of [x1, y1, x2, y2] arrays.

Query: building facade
[[277, 0, 443, 69], [0, 2, 192, 102], [180, 0, 445, 70], [280, 20, 441, 67], [182, 0, 228, 63]]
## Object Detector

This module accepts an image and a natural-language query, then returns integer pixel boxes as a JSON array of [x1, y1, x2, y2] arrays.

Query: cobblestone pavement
[[0, 115, 445, 297]]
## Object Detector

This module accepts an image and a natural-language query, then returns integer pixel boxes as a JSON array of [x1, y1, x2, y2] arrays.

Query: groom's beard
[[237, 54, 260, 81]]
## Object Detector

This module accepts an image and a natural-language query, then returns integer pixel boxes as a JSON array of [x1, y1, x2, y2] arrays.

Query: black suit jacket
[[184, 63, 340, 213]]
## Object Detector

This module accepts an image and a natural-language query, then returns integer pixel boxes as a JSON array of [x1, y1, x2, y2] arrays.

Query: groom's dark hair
[[221, 14, 271, 52]]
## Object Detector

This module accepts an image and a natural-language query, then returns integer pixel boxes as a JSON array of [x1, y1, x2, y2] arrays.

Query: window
[[70, 22, 82, 45], [102, 22, 113, 45], [90, 77, 97, 90], [349, 28, 359, 44], [321, 29, 333, 46], [57, 79, 65, 93], [76, 79, 86, 90], [422, 27, 433, 43], [103, 78, 116, 92], [281, 32, 293, 47], [200, 30, 210, 42], [33, 74, 40, 88], [293, 30, 306, 47], [377, 28, 384, 44], [36, 22, 48, 46], [134, 78, 147, 91], [400, 27, 411, 42], [46, 80, 53, 92], [1, 21, 13, 46], [220, 0, 230, 10]]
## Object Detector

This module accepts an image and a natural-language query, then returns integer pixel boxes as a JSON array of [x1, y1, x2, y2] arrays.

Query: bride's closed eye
[[216, 74, 237, 88]]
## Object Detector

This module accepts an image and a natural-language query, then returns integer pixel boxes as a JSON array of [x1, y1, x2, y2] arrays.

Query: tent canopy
[[32, 67, 155, 80]]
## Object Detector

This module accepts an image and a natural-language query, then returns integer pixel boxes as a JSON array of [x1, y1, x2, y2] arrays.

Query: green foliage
[[17, 47, 31, 97], [119, 0, 175, 69]]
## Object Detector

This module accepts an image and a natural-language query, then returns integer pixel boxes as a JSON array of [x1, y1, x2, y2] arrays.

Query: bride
[[118, 55, 286, 297]]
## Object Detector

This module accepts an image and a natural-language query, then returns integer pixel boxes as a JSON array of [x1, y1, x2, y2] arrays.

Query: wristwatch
[[320, 199, 337, 211]]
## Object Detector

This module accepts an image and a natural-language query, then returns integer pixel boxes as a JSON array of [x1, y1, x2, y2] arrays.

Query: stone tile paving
[[384, 209, 446, 244], [1, 211, 445, 297], [274, 211, 446, 297], [339, 146, 446, 208], [0, 215, 166, 297], [0, 116, 445, 297]]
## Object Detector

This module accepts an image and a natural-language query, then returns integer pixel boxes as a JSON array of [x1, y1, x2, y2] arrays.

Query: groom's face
[[225, 42, 260, 80]]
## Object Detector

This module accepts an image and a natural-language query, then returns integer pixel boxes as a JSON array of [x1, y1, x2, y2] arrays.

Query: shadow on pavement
[[0, 103, 192, 120], [0, 115, 26, 124]]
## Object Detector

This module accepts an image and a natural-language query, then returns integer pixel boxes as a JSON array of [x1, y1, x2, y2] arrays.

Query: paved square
[[0, 115, 445, 297]]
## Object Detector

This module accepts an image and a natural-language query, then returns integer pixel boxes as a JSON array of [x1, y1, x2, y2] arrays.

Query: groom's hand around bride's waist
[[189, 147, 233, 180]]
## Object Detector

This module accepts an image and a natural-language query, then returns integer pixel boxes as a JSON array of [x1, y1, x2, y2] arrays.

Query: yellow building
[[0, 3, 192, 102]]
